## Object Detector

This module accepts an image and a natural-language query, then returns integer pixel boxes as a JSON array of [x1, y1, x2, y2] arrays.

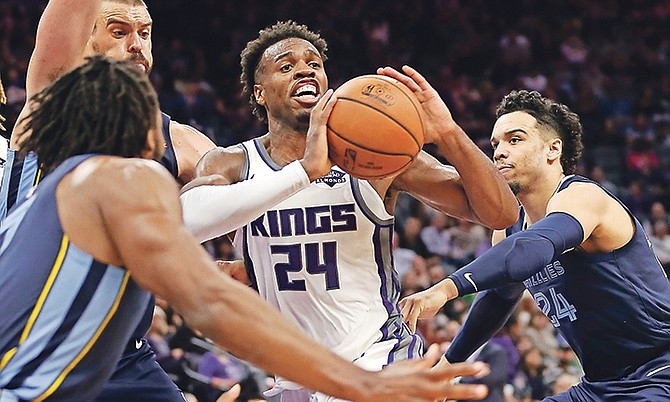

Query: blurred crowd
[[2, 0, 670, 401]]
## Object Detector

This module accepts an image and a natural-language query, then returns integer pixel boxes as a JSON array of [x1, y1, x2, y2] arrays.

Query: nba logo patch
[[315, 169, 347, 188]]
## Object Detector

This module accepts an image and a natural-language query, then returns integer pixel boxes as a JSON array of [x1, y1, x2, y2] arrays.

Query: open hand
[[399, 285, 450, 333], [376, 65, 458, 144], [360, 344, 488, 401]]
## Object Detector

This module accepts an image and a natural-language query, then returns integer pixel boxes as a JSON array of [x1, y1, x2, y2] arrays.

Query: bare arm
[[379, 65, 517, 230], [69, 159, 487, 402], [12, 0, 100, 147], [168, 121, 217, 183]]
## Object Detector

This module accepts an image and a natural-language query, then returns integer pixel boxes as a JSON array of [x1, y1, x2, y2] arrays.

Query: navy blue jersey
[[0, 154, 152, 401], [160, 112, 178, 178], [508, 175, 670, 381]]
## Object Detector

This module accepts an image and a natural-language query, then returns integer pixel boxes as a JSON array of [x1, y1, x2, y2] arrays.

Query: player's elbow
[[480, 206, 519, 230]]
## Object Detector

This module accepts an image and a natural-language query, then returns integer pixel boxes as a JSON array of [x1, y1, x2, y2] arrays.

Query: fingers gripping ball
[[327, 75, 425, 179]]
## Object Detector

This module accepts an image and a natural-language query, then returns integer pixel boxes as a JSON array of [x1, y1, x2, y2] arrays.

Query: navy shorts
[[94, 339, 185, 402], [545, 348, 670, 401]]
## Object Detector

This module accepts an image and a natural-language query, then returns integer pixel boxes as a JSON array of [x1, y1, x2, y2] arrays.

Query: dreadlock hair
[[495, 90, 584, 175], [240, 20, 328, 124], [18, 55, 159, 174]]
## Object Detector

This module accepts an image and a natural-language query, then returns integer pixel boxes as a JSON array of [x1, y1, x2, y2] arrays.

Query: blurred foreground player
[[0, 1, 217, 400]]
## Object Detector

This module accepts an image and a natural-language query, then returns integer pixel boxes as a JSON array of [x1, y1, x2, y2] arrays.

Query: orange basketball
[[326, 74, 425, 179]]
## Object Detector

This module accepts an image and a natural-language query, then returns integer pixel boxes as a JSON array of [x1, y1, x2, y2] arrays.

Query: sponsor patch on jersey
[[315, 169, 347, 188]]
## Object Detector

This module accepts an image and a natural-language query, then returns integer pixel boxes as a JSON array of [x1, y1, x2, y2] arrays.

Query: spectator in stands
[[398, 216, 435, 262], [589, 164, 619, 196], [197, 349, 248, 402], [523, 310, 559, 361], [513, 347, 550, 401], [456, 341, 509, 402], [447, 218, 488, 268], [420, 212, 454, 264], [651, 220, 670, 276]]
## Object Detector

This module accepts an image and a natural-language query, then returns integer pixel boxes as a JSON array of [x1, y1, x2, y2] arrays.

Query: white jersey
[[234, 138, 422, 364]]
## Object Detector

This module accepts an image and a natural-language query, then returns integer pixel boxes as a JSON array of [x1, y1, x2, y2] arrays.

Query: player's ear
[[254, 84, 265, 106], [141, 128, 158, 159], [547, 137, 562, 162], [141, 114, 163, 160]]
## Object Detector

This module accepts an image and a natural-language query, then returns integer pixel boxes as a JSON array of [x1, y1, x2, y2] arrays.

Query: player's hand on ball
[[399, 285, 451, 333], [216, 259, 250, 286], [301, 88, 336, 181], [376, 65, 458, 144]]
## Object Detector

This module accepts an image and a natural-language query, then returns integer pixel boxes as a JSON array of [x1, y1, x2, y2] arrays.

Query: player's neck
[[266, 128, 306, 167], [518, 171, 566, 225]]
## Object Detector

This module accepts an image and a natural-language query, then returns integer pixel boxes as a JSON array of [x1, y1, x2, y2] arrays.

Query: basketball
[[326, 74, 425, 179]]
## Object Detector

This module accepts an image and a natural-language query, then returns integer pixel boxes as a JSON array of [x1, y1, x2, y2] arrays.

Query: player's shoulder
[[169, 120, 210, 141], [195, 143, 247, 180], [556, 179, 609, 203], [70, 156, 177, 196], [167, 120, 216, 154]]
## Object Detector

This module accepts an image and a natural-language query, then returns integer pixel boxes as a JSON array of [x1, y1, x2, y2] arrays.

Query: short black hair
[[18, 56, 159, 174], [240, 20, 328, 123], [496, 90, 584, 174]]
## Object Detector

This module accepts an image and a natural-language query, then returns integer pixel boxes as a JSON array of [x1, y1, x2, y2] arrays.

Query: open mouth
[[292, 81, 320, 105]]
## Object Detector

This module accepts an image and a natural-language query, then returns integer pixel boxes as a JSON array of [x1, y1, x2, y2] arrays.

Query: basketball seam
[[332, 96, 421, 154], [327, 119, 415, 157], [354, 157, 415, 179]]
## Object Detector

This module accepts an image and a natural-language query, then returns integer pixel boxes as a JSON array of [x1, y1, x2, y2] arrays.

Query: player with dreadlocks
[[0, 1, 214, 400]]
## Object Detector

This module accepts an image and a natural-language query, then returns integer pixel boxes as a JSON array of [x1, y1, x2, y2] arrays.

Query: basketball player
[[0, 1, 217, 400], [0, 0, 215, 221], [399, 90, 670, 400], [0, 56, 491, 402], [181, 21, 518, 401]]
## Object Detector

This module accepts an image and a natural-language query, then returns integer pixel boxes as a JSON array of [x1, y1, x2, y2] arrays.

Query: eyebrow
[[491, 128, 528, 142], [503, 128, 528, 136], [106, 18, 153, 28], [273, 49, 321, 62]]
